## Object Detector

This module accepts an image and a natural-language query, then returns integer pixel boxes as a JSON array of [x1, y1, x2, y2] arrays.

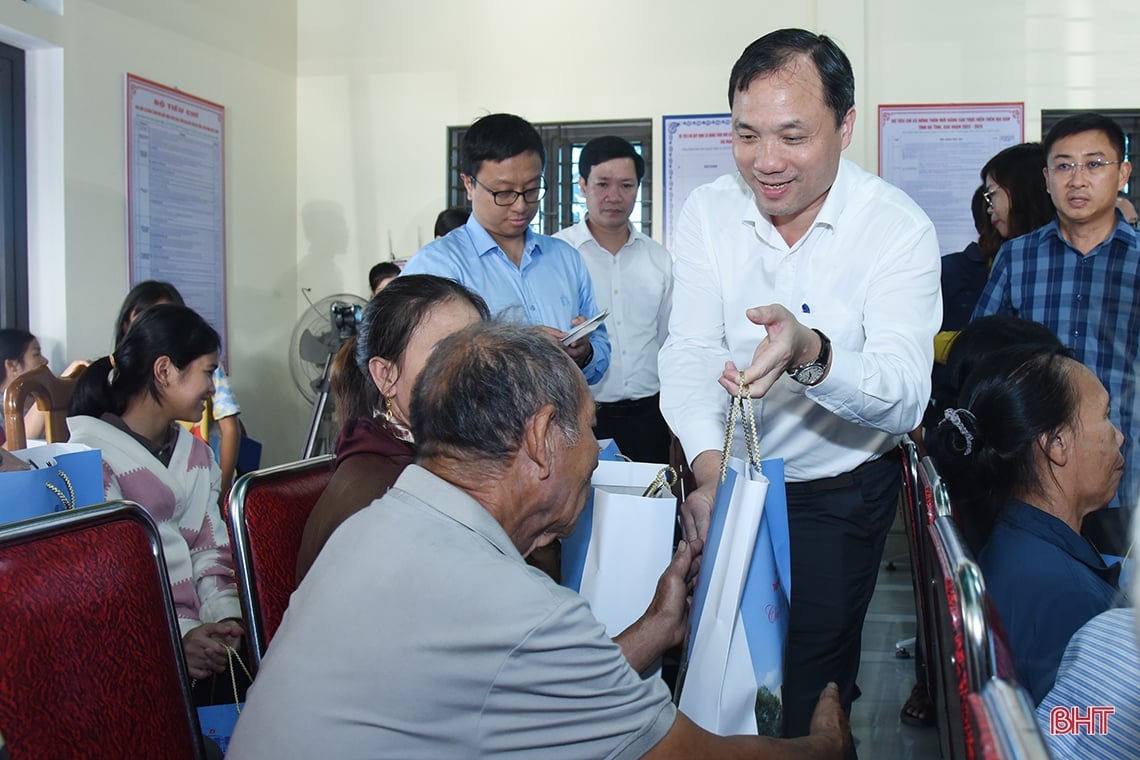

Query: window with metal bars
[[447, 119, 653, 237], [0, 41, 27, 328]]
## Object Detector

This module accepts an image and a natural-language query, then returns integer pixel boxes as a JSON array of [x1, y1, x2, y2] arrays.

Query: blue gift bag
[[678, 390, 791, 736], [1, 444, 105, 525], [197, 702, 242, 754]]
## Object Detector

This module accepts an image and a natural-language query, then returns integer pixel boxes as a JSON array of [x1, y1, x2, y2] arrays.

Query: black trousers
[[780, 454, 900, 760], [593, 393, 672, 465]]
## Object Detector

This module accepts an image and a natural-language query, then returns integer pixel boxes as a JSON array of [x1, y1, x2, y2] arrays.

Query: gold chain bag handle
[[192, 643, 254, 714], [641, 466, 679, 498], [44, 471, 76, 510], [719, 378, 763, 484], [224, 644, 253, 714]]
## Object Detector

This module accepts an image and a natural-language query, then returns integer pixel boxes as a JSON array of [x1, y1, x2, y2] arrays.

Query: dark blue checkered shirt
[[972, 216, 1140, 508]]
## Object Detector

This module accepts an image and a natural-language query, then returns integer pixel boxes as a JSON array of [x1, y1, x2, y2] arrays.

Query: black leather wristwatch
[[786, 329, 831, 386]]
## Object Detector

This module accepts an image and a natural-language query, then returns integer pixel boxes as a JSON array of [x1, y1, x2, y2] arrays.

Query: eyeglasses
[[982, 187, 998, 210], [1049, 159, 1122, 176], [470, 176, 545, 206]]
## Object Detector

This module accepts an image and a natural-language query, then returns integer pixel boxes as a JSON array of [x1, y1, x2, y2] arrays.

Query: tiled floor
[[848, 517, 942, 759]]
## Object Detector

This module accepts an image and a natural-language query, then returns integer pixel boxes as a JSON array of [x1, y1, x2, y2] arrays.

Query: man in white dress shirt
[[555, 136, 673, 463], [657, 28, 941, 757]]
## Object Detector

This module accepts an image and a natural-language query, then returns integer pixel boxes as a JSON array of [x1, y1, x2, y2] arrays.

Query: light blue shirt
[[1036, 608, 1140, 759], [402, 216, 610, 384]]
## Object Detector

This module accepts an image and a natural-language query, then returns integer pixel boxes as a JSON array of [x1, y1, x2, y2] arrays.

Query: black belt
[[596, 393, 659, 411]]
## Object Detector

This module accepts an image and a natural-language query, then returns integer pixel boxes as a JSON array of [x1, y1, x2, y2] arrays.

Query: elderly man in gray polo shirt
[[227, 322, 847, 759]]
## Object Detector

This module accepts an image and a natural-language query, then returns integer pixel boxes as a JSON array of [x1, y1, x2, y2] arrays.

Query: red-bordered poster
[[879, 102, 1024, 254], [126, 74, 228, 349]]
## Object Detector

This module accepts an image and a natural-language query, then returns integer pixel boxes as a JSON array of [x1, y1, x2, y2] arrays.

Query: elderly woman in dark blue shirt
[[929, 343, 1123, 704]]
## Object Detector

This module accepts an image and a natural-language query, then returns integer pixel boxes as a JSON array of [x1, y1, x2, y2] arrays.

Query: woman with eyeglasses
[[981, 142, 1055, 255], [933, 143, 1055, 355]]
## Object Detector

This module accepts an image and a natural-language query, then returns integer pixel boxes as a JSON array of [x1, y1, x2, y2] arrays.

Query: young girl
[[67, 303, 244, 686], [114, 280, 245, 500]]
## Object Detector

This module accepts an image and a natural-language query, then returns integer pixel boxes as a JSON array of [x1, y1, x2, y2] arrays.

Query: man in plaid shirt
[[973, 112, 1138, 511]]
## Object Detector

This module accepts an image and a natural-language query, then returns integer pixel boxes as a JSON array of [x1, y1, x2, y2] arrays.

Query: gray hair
[[409, 321, 584, 463]]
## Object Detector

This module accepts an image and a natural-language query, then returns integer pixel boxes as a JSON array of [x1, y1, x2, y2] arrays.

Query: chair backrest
[[965, 692, 1002, 760], [227, 455, 335, 673], [927, 515, 972, 760], [918, 454, 954, 522], [930, 513, 1026, 760], [899, 439, 936, 688], [2, 364, 81, 450], [934, 516, 998, 690], [980, 678, 1053, 760], [0, 501, 205, 759]]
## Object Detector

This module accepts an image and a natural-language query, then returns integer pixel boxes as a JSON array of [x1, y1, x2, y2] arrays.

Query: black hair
[[980, 143, 1054, 241], [411, 321, 584, 463], [459, 114, 545, 178], [945, 316, 1063, 403], [368, 262, 402, 293], [579, 136, 645, 183], [71, 303, 219, 419], [329, 336, 375, 432], [728, 28, 854, 127], [0, 328, 36, 385], [355, 274, 490, 376], [969, 185, 1004, 265], [434, 207, 471, 238], [928, 343, 1076, 545], [114, 280, 185, 348], [1043, 113, 1127, 164]]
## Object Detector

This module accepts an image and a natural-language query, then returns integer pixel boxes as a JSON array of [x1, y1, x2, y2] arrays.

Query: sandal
[[900, 681, 936, 728]]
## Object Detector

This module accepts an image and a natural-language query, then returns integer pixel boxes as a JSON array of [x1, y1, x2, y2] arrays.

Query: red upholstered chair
[[897, 440, 933, 661], [929, 513, 1026, 760], [965, 692, 1002, 760], [980, 678, 1052, 759], [227, 455, 335, 674], [0, 501, 206, 759]]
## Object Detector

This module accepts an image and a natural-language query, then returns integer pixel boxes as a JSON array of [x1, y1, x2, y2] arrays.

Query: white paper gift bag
[[562, 455, 677, 636], [677, 388, 791, 736]]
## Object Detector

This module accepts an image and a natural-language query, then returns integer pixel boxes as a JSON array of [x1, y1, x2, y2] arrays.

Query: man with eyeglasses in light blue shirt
[[402, 113, 610, 385], [974, 112, 1140, 519]]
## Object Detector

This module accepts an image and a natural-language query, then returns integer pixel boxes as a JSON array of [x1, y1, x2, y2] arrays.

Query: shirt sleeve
[[656, 252, 674, 349], [191, 444, 241, 625], [210, 365, 241, 419], [481, 594, 676, 759], [575, 255, 611, 385], [658, 194, 733, 463], [972, 242, 1014, 319], [806, 218, 942, 435]]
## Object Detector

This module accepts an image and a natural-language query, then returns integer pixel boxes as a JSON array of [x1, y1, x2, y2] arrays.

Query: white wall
[[296, 0, 1140, 295], [866, 0, 1140, 145], [295, 0, 829, 292], [0, 0, 303, 466]]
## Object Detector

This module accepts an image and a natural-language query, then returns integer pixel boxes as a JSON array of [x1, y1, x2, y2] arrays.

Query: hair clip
[[943, 407, 975, 456]]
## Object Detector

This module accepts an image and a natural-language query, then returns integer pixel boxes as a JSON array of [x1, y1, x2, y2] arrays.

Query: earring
[[383, 396, 394, 424]]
